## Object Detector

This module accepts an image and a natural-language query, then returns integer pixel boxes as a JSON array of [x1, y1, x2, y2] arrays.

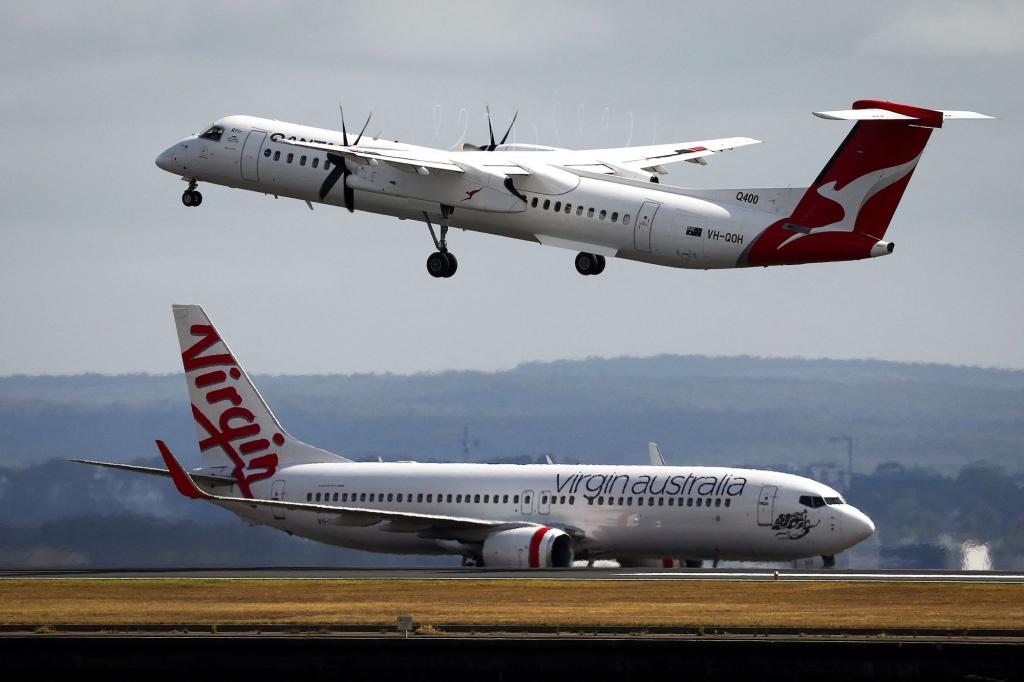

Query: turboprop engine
[[481, 527, 574, 568]]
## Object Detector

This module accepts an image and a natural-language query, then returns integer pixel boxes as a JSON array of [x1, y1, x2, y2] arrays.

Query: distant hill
[[1, 355, 1021, 473]]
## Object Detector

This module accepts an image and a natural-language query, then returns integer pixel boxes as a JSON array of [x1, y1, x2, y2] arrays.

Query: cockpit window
[[199, 125, 224, 141], [800, 494, 846, 508]]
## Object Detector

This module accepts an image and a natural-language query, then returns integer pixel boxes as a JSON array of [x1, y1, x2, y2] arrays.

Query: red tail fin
[[743, 100, 967, 266]]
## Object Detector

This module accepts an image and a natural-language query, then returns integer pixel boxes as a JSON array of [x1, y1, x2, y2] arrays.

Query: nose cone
[[845, 506, 875, 545], [155, 145, 176, 172]]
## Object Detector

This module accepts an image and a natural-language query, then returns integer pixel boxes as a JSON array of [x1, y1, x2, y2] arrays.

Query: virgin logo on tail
[[182, 324, 280, 498], [778, 153, 921, 250]]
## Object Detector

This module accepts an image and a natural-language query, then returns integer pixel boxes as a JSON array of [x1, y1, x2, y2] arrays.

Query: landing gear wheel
[[427, 252, 450, 278], [575, 252, 598, 276], [192, 191, 202, 207], [593, 255, 606, 274], [441, 252, 458, 278], [181, 190, 195, 207]]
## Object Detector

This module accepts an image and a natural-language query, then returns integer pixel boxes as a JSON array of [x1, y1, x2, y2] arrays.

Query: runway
[[3, 566, 1023, 582]]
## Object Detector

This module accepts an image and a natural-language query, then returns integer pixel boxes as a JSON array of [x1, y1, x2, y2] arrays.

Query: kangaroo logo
[[777, 153, 921, 250]]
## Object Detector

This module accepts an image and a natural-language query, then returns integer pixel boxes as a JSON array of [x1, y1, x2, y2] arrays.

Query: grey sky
[[1, 1, 1021, 375]]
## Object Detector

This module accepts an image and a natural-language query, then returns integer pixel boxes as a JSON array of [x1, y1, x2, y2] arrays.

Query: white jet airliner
[[155, 99, 988, 278], [76, 305, 875, 568]]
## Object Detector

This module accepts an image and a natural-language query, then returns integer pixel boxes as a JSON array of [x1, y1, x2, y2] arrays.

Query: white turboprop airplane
[[76, 305, 875, 568], [155, 99, 988, 278]]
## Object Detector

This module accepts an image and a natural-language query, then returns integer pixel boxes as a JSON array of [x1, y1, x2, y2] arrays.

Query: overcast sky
[[1, 1, 1021, 375]]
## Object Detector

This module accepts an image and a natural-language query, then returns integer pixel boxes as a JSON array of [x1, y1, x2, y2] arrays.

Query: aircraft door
[[271, 479, 286, 520], [538, 490, 552, 515], [634, 201, 660, 253], [757, 485, 777, 526], [241, 130, 267, 182], [520, 490, 534, 515]]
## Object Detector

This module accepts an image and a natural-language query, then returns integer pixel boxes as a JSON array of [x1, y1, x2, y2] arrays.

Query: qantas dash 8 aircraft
[[76, 305, 874, 568], [156, 100, 987, 278]]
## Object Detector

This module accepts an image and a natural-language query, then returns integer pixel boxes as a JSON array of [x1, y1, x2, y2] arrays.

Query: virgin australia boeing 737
[[155, 100, 987, 278], [75, 306, 874, 568]]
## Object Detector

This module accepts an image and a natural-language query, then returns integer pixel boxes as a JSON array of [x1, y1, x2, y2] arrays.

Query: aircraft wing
[[566, 137, 761, 174], [155, 441, 542, 539], [276, 139, 464, 174], [73, 458, 238, 489]]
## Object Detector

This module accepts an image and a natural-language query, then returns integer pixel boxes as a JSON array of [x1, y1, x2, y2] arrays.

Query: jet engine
[[481, 526, 574, 568]]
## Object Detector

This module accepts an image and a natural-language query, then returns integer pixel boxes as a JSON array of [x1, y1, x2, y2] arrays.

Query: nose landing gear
[[575, 252, 606, 276], [181, 180, 203, 207], [423, 207, 457, 278]]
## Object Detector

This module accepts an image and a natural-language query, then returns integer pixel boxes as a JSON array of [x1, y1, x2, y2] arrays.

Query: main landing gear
[[423, 207, 458, 278], [575, 251, 606, 276], [181, 180, 203, 207]]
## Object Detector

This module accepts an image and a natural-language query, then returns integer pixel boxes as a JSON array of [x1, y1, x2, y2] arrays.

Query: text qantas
[[555, 472, 747, 499]]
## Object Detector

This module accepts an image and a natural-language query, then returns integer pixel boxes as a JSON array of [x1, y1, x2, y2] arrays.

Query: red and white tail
[[172, 305, 349, 497], [743, 100, 991, 266]]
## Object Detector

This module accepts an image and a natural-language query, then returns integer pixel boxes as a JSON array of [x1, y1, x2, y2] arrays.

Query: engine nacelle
[[869, 240, 895, 257], [482, 526, 574, 568]]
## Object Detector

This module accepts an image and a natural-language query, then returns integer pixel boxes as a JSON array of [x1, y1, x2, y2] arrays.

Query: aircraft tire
[[593, 255, 606, 274], [442, 252, 458, 278], [426, 252, 449, 278], [192, 191, 202, 206], [575, 252, 596, 275], [181, 191, 195, 207]]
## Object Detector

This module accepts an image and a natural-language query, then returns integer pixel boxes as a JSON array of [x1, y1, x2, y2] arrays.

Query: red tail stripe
[[528, 527, 552, 568]]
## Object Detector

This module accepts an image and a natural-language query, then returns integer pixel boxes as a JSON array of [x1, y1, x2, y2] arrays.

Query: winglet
[[156, 440, 212, 500], [648, 442, 667, 467]]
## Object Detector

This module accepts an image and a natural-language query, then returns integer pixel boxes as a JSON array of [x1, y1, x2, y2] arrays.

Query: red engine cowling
[[482, 527, 575, 568]]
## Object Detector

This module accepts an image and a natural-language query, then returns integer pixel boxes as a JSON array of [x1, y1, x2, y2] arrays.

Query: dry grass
[[0, 579, 1020, 629]]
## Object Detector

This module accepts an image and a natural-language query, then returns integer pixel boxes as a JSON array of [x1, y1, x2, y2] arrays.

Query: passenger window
[[502, 494, 508, 503], [287, 153, 294, 163], [542, 495, 549, 505], [623, 214, 631, 226], [565, 204, 571, 214], [324, 160, 331, 170], [417, 493, 424, 502], [587, 208, 595, 218], [306, 493, 312, 502], [360, 493, 367, 502], [611, 212, 619, 223], [447, 494, 453, 503], [341, 492, 348, 502], [658, 498, 664, 506], [627, 497, 633, 506], [199, 125, 224, 141], [531, 197, 538, 208], [576, 206, 583, 216], [386, 493, 393, 502], [333, 492, 339, 502], [569, 496, 575, 505], [525, 495, 531, 504], [724, 499, 731, 508], [397, 493, 404, 503], [554, 202, 562, 212], [300, 155, 307, 166], [513, 495, 520, 504], [648, 497, 655, 506], [696, 498, 702, 507], [484, 495, 490, 503], [543, 199, 551, 210], [369, 493, 376, 502], [599, 210, 607, 220], [426, 494, 432, 503], [637, 497, 644, 506], [560, 496, 566, 504], [315, 492, 322, 502], [617, 497, 623, 506], [668, 498, 674, 506], [456, 494, 463, 503], [473, 494, 480, 503], [273, 150, 281, 161], [715, 498, 721, 507], [312, 157, 319, 169]]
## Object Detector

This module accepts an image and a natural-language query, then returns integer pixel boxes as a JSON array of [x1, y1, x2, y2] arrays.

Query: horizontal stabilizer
[[72, 458, 238, 488], [813, 100, 992, 128]]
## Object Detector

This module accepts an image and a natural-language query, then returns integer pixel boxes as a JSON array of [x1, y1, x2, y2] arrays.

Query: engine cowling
[[481, 526, 575, 568]]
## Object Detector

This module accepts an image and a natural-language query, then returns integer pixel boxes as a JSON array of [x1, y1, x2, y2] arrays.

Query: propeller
[[471, 105, 518, 151], [319, 106, 371, 212]]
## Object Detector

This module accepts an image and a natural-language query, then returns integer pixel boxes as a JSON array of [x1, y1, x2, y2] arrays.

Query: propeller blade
[[354, 112, 372, 146], [320, 152, 348, 204], [486, 105, 496, 150], [343, 182, 355, 213], [499, 110, 518, 146], [339, 104, 349, 147]]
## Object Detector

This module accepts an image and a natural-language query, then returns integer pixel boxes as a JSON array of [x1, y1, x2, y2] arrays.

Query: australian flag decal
[[686, 226, 703, 237]]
